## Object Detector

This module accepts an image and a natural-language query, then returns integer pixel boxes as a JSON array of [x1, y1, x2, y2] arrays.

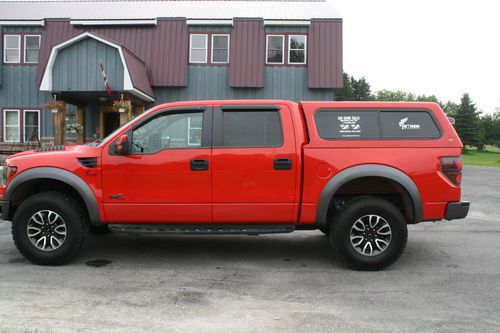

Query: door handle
[[190, 159, 209, 171], [273, 158, 292, 170]]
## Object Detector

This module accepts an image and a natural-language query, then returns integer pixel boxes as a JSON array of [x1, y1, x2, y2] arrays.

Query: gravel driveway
[[0, 166, 499, 332]]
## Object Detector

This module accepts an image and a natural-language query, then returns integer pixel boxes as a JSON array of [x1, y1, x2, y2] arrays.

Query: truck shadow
[[78, 231, 438, 270]]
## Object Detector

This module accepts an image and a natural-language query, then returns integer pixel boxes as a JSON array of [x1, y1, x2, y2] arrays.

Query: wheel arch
[[316, 164, 422, 228], [5, 167, 101, 225]]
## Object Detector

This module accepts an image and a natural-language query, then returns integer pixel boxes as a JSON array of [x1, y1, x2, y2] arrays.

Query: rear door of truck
[[211, 102, 298, 223]]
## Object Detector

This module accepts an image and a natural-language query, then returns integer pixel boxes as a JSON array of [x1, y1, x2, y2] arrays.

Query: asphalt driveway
[[0, 166, 499, 332]]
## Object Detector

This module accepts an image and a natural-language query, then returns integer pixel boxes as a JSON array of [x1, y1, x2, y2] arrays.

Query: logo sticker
[[399, 117, 421, 130], [338, 116, 361, 137]]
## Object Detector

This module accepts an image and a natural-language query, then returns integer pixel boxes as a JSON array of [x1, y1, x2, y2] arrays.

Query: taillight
[[441, 157, 462, 185]]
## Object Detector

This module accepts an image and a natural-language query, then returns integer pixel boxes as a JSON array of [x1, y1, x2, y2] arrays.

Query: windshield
[[94, 108, 154, 147]]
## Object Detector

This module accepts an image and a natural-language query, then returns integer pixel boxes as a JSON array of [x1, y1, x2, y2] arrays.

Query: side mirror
[[114, 134, 130, 155]]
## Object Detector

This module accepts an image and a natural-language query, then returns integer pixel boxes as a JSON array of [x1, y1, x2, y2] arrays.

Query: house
[[0, 0, 342, 146]]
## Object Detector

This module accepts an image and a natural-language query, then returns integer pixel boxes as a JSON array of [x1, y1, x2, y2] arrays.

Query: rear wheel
[[330, 196, 407, 270], [12, 191, 88, 266]]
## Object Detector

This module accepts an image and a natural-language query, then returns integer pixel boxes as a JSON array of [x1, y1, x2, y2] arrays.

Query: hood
[[6, 144, 101, 164]]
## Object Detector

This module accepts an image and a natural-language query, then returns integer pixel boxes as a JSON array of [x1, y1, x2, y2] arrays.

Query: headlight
[[0, 165, 17, 187]]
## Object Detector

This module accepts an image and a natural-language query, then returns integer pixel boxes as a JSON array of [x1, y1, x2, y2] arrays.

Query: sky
[[328, 0, 500, 114]]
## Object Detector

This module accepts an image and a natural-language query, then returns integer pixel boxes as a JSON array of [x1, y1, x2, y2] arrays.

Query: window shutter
[[307, 19, 343, 88], [229, 18, 265, 88]]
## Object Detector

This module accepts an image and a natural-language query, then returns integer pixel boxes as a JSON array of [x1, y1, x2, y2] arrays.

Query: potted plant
[[43, 100, 66, 114], [112, 100, 130, 113], [65, 123, 84, 134]]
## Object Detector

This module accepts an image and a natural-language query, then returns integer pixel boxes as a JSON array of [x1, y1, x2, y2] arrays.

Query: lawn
[[462, 146, 500, 167]]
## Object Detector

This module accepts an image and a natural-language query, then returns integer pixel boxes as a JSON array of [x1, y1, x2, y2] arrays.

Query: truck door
[[211, 104, 298, 223], [101, 106, 212, 223]]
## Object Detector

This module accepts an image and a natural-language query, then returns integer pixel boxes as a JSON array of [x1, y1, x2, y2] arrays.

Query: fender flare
[[5, 167, 101, 224], [315, 164, 422, 228]]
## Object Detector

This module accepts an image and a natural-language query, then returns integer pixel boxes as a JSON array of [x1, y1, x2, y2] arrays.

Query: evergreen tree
[[351, 77, 373, 101], [454, 93, 482, 150]]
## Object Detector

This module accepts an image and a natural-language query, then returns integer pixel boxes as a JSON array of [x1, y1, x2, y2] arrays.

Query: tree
[[334, 73, 373, 101], [454, 93, 483, 150], [351, 77, 373, 101], [481, 112, 500, 148]]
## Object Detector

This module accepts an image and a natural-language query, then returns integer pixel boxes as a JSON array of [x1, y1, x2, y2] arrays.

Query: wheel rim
[[350, 214, 392, 257], [26, 210, 67, 252]]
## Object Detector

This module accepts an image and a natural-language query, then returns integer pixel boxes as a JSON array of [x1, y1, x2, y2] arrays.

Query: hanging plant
[[112, 100, 130, 113], [43, 100, 66, 114], [65, 123, 84, 134]]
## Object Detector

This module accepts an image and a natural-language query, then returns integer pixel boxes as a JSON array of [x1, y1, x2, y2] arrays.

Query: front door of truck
[[101, 106, 212, 223], [211, 104, 298, 223]]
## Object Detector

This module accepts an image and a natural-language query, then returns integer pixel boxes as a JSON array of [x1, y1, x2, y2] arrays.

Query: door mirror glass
[[114, 134, 130, 155]]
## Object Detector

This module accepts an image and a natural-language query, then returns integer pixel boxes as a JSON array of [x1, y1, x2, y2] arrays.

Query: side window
[[266, 35, 284, 64], [288, 35, 306, 64], [24, 35, 41, 64], [379, 111, 440, 138], [221, 111, 283, 147], [132, 112, 203, 154], [189, 34, 208, 63], [315, 111, 380, 139], [3, 109, 21, 142], [3, 35, 21, 64], [24, 110, 40, 142], [211, 34, 229, 63]]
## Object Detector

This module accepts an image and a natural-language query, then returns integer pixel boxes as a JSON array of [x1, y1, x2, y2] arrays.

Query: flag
[[99, 61, 113, 96]]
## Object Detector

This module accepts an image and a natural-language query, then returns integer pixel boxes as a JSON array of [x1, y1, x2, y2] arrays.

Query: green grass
[[462, 146, 500, 167]]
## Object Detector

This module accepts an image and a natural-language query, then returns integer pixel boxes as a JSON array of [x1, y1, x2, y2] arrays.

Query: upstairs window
[[266, 35, 284, 64], [24, 35, 41, 64], [189, 34, 208, 63], [211, 34, 229, 64], [288, 35, 307, 64], [3, 35, 21, 64]]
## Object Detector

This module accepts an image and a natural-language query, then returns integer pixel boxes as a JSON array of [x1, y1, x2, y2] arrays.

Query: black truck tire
[[330, 196, 407, 271], [12, 191, 88, 266]]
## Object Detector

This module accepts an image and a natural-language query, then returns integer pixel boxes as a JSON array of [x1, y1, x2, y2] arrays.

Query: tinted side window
[[132, 112, 203, 154], [222, 111, 283, 147], [379, 111, 440, 138], [315, 111, 379, 139]]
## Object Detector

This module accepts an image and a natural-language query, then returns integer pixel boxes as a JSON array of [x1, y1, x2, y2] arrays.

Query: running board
[[108, 224, 296, 235]]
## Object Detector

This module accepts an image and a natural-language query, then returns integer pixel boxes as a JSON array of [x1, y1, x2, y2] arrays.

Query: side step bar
[[109, 224, 296, 235]]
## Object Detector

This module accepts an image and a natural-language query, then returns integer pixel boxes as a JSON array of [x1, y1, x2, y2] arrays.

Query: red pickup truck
[[0, 100, 469, 270]]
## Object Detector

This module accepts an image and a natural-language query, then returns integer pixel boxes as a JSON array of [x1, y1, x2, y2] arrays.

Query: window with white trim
[[266, 35, 284, 64], [189, 34, 208, 63], [288, 35, 307, 64], [3, 35, 21, 64], [3, 109, 21, 142], [24, 35, 41, 64], [211, 34, 229, 64], [24, 110, 40, 142]]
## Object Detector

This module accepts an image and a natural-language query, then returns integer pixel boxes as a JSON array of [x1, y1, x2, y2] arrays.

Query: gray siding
[[52, 37, 124, 92], [0, 65, 54, 139], [155, 65, 333, 102]]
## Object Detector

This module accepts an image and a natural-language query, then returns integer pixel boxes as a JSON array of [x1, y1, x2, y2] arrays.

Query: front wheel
[[330, 196, 408, 270], [12, 191, 88, 266]]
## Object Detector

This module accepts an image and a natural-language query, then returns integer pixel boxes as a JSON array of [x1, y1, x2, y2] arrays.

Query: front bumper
[[445, 201, 470, 220], [0, 200, 10, 221]]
